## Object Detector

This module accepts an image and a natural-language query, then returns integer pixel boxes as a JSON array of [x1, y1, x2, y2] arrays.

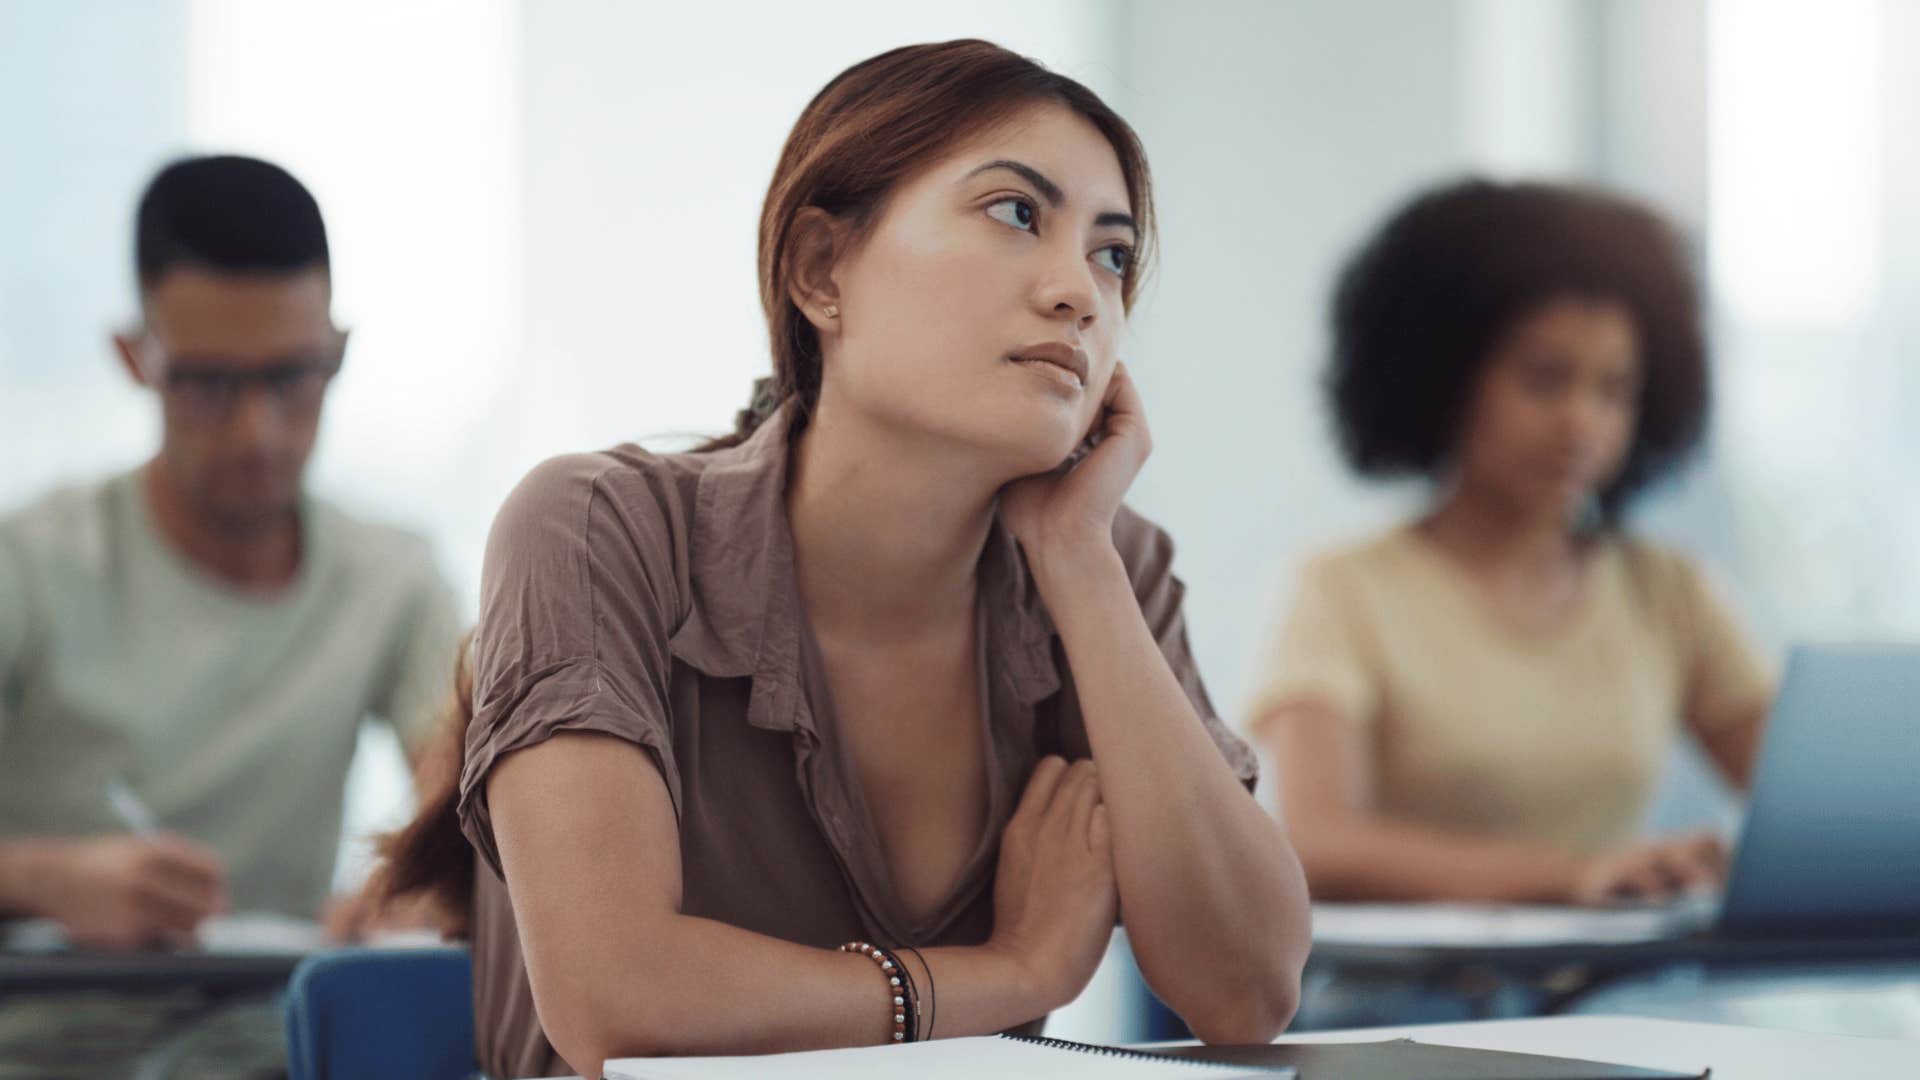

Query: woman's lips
[[1007, 341, 1089, 392], [1010, 355, 1086, 392]]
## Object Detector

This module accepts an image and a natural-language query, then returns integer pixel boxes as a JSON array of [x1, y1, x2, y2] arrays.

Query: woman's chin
[[1023, 431, 1086, 474]]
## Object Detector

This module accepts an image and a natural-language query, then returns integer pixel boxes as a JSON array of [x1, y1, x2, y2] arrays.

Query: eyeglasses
[[132, 333, 345, 420]]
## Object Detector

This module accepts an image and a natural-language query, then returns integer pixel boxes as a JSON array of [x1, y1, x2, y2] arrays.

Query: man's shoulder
[[0, 473, 127, 573]]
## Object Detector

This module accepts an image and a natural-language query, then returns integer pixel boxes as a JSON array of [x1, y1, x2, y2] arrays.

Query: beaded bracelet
[[839, 941, 917, 1043]]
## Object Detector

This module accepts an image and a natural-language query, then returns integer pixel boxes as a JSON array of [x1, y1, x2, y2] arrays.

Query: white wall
[[1116, 0, 1477, 728], [0, 0, 188, 505]]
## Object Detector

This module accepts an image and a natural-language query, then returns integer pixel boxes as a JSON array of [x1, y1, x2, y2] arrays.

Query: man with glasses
[[0, 155, 461, 1077]]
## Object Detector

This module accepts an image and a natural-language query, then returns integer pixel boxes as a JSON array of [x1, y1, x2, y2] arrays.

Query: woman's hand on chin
[[1001, 361, 1151, 575]]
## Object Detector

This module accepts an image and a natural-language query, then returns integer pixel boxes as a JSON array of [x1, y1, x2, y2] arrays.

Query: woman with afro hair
[[1246, 179, 1773, 908]]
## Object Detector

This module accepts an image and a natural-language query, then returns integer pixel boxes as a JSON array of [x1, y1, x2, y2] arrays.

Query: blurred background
[[4, 0, 1916, 1043]]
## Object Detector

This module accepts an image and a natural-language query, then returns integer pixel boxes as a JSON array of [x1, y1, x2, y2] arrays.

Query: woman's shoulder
[[481, 444, 724, 616], [1608, 531, 1714, 593], [494, 443, 711, 543], [1606, 532, 1737, 627]]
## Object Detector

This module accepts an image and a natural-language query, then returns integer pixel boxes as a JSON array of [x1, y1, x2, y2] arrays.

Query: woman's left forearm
[[1030, 539, 1310, 1042]]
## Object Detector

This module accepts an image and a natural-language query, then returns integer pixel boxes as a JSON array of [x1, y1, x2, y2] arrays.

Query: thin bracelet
[[880, 944, 918, 1044], [838, 941, 915, 1043], [891, 946, 922, 1040], [897, 944, 935, 1041]]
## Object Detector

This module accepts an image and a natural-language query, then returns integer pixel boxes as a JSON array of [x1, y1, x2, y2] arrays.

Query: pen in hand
[[92, 778, 231, 948], [105, 777, 161, 836]]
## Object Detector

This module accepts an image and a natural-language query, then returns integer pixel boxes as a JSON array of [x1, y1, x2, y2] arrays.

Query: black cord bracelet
[[896, 944, 936, 1041]]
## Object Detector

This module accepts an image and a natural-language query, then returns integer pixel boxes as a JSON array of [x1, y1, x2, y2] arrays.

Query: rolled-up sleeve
[[456, 453, 686, 878]]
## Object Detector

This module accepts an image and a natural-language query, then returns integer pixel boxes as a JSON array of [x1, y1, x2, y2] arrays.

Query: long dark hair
[[374, 630, 475, 936], [378, 40, 1157, 924]]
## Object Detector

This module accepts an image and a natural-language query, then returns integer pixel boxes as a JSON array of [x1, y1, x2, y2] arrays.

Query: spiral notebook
[[603, 1034, 1294, 1078], [605, 1032, 1708, 1079]]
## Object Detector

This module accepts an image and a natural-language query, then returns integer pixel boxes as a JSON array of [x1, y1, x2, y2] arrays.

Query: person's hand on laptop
[[17, 833, 229, 950], [1568, 830, 1727, 906]]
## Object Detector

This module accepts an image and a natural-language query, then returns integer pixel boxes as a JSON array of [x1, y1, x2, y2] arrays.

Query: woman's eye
[[987, 198, 1036, 232], [1094, 244, 1131, 276]]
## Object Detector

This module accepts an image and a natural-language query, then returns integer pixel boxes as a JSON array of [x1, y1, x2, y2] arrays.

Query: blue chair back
[[284, 946, 478, 1080]]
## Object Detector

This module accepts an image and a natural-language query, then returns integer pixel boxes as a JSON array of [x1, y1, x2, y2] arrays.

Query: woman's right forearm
[[542, 913, 1051, 1071], [1294, 817, 1581, 904]]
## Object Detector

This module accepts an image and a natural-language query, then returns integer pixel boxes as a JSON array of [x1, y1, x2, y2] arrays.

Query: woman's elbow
[[540, 982, 675, 1073], [1185, 969, 1301, 1045], [1184, 933, 1305, 1045]]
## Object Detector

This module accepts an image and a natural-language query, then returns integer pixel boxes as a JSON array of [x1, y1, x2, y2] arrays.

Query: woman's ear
[[786, 206, 845, 334]]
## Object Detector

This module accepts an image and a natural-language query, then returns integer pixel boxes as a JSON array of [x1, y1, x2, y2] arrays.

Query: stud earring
[[823, 304, 839, 319]]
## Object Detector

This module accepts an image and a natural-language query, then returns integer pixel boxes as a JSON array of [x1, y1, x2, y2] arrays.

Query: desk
[[1270, 1015, 1917, 1079], [0, 948, 304, 998], [536, 1016, 1916, 1079], [1306, 933, 1920, 1018], [1311, 932, 1920, 974]]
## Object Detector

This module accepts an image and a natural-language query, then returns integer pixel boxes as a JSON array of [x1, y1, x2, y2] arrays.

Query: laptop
[[1310, 644, 1919, 951], [1708, 643, 1920, 938]]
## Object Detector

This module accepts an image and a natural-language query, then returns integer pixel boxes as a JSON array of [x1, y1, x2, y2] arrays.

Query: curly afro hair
[[1327, 177, 1709, 523]]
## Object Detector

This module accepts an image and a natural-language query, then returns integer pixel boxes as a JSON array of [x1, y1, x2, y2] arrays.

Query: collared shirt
[[456, 406, 1256, 1079]]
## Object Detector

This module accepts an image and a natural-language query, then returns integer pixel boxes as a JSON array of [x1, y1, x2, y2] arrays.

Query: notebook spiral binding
[[999, 1033, 1256, 1070]]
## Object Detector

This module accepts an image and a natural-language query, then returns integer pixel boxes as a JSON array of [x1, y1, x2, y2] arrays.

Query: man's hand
[[22, 834, 228, 950]]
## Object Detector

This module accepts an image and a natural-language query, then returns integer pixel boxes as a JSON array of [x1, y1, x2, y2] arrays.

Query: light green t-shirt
[[0, 469, 464, 918]]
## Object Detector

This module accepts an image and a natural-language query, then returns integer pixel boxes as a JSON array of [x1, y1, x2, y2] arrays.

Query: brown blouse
[[455, 406, 1258, 1078]]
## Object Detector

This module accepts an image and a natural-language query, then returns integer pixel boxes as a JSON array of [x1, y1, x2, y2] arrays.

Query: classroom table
[[1305, 931, 1920, 1016], [0, 947, 305, 998], [1266, 1014, 1917, 1079]]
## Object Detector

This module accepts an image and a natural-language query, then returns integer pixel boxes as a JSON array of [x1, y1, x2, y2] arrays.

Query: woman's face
[[818, 102, 1137, 475], [1454, 296, 1642, 520]]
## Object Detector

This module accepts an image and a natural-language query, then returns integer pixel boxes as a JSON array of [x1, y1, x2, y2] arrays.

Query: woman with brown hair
[[383, 40, 1309, 1078]]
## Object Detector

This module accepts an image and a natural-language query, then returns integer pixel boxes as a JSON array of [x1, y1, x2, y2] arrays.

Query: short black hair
[[1327, 177, 1709, 522], [135, 154, 329, 291]]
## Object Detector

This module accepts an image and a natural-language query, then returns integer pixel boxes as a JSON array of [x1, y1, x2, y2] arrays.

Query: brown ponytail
[[374, 630, 476, 938]]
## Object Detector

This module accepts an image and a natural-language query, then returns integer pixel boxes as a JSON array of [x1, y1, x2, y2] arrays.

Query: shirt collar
[[666, 401, 1063, 729]]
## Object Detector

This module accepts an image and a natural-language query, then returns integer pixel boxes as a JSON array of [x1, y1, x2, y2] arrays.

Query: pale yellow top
[[1246, 527, 1773, 854]]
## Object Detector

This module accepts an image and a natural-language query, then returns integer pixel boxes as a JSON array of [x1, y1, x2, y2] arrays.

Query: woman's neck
[[1418, 481, 1584, 579], [785, 400, 1005, 644]]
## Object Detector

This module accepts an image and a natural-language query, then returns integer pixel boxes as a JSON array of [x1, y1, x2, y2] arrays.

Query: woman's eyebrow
[[965, 159, 1138, 239], [1094, 211, 1139, 240], [966, 159, 1064, 205]]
